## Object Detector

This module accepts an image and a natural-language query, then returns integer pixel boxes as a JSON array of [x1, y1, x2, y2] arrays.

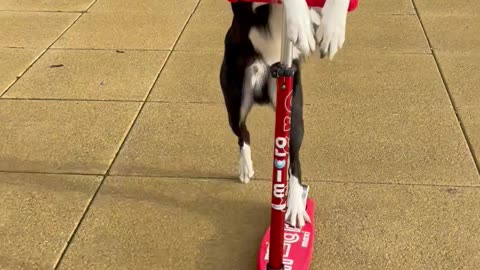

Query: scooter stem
[[280, 6, 293, 67], [267, 4, 295, 270]]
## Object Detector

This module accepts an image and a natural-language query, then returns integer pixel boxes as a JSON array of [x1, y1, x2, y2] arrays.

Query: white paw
[[315, 0, 349, 60], [309, 8, 322, 28], [239, 144, 254, 183], [282, 0, 316, 56], [286, 175, 311, 228]]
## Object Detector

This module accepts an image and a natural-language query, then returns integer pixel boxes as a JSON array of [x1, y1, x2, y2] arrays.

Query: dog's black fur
[[219, 3, 305, 183]]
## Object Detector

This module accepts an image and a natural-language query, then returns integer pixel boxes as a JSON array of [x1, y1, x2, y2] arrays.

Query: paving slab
[[176, 4, 428, 53], [4, 49, 168, 101], [56, 176, 271, 270], [301, 52, 447, 107], [0, 100, 141, 174], [52, 10, 191, 50], [303, 101, 478, 186], [358, 0, 415, 15], [55, 176, 480, 270], [0, 12, 79, 48], [415, 0, 480, 53], [420, 15, 480, 53], [0, 172, 101, 269], [174, 2, 231, 51], [309, 182, 480, 270], [89, 0, 198, 13], [0, 0, 94, 12], [434, 52, 480, 113], [0, 48, 42, 96], [435, 52, 480, 170], [112, 51, 479, 186], [345, 13, 429, 54], [109, 102, 240, 179], [414, 0, 480, 16], [300, 52, 479, 186], [148, 51, 224, 103], [196, 0, 233, 13]]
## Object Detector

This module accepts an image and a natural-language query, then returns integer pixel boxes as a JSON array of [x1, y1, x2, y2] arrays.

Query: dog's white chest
[[248, 5, 300, 66]]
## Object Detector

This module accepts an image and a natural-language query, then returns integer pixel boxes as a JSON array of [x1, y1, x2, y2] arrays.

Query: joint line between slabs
[[410, 0, 480, 181], [103, 0, 203, 177], [1, 2, 93, 98], [45, 1, 106, 268]]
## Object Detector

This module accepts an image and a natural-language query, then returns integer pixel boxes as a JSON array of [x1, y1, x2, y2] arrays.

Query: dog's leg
[[236, 60, 271, 183], [220, 59, 259, 183], [237, 122, 254, 184], [285, 61, 310, 228], [288, 62, 304, 182], [223, 89, 255, 184]]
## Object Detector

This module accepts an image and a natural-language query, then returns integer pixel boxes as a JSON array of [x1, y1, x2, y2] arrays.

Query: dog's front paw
[[286, 175, 311, 228], [283, 0, 316, 56], [239, 144, 254, 183], [315, 0, 349, 60]]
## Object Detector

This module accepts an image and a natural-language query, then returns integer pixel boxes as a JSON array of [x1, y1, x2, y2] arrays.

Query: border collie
[[219, 0, 350, 228]]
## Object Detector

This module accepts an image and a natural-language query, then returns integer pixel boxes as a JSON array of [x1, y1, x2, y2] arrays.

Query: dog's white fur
[[282, 0, 317, 55], [237, 0, 349, 228], [283, 0, 349, 59], [240, 60, 268, 123], [286, 174, 311, 228], [250, 4, 300, 66], [314, 0, 349, 59], [239, 143, 254, 183]]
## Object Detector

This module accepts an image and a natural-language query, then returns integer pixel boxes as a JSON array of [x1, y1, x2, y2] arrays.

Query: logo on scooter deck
[[263, 225, 311, 270], [272, 137, 288, 210]]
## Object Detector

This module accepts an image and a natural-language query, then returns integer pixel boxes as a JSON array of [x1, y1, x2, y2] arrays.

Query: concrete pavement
[[1, 0, 479, 269]]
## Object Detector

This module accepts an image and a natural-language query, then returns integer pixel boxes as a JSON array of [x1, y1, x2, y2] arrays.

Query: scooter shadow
[[102, 177, 272, 270]]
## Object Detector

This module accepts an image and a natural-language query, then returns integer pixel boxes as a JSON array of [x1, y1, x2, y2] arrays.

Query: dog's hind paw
[[286, 175, 311, 228], [239, 144, 254, 183]]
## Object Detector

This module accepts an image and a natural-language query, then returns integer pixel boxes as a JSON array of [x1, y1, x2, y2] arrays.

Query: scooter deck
[[257, 187, 315, 270]]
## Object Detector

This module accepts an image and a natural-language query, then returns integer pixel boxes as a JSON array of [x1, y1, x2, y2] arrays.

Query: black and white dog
[[219, 0, 350, 228]]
